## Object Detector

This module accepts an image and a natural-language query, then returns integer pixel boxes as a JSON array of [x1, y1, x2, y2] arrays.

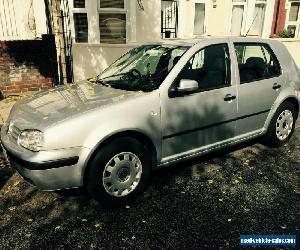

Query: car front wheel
[[86, 136, 152, 207]]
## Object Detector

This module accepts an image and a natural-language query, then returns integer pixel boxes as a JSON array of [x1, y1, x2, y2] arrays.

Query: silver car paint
[[1, 37, 300, 191]]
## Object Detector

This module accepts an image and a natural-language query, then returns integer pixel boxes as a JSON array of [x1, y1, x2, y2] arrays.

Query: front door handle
[[224, 94, 236, 102], [272, 83, 281, 90]]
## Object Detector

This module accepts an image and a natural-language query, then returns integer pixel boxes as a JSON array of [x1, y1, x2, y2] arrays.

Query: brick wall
[[0, 36, 58, 97]]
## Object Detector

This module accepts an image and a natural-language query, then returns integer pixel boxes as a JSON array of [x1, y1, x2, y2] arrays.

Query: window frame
[[71, 0, 136, 44], [98, 0, 128, 44], [170, 43, 232, 96], [230, 0, 268, 37], [233, 42, 282, 85], [73, 0, 86, 9], [73, 12, 89, 43], [193, 0, 207, 36], [286, 1, 300, 38], [230, 0, 247, 36], [247, 0, 267, 36]]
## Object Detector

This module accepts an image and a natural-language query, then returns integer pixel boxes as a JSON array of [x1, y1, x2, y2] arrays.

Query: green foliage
[[276, 29, 294, 38]]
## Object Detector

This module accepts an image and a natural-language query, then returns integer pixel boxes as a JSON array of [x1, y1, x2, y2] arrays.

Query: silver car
[[1, 37, 300, 207]]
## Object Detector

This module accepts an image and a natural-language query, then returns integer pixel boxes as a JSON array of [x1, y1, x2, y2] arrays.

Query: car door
[[232, 42, 284, 136], [160, 43, 238, 160]]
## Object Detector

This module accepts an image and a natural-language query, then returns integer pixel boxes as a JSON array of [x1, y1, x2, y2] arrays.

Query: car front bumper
[[1, 124, 91, 191]]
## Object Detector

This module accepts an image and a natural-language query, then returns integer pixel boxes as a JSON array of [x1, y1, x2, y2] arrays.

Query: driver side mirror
[[178, 79, 199, 93], [169, 79, 199, 98]]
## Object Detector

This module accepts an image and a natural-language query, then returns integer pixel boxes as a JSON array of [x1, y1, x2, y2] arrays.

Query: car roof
[[146, 36, 274, 47]]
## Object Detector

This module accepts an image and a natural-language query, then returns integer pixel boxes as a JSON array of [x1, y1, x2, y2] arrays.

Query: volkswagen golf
[[1, 37, 300, 207]]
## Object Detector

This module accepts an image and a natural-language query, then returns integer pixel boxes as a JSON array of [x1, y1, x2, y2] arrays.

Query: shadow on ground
[[0, 123, 299, 249]]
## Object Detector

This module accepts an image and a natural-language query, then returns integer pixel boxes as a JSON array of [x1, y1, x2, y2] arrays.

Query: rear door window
[[234, 43, 281, 83]]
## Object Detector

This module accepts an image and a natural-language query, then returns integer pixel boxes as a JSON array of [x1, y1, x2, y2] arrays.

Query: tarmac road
[[0, 122, 299, 249]]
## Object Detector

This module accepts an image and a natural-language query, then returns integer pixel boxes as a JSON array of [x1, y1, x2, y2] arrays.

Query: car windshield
[[98, 45, 189, 92]]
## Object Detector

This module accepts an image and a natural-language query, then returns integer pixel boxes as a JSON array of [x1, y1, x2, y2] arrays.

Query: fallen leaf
[[88, 88, 95, 95], [13, 180, 20, 187], [94, 223, 102, 229], [208, 180, 214, 184], [43, 116, 49, 120], [294, 188, 300, 194], [8, 206, 16, 212]]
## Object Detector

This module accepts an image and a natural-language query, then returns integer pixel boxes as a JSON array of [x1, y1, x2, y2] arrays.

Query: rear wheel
[[86, 137, 152, 208], [262, 102, 297, 147]]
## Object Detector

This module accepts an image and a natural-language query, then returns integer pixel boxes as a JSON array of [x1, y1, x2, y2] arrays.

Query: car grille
[[8, 123, 21, 141]]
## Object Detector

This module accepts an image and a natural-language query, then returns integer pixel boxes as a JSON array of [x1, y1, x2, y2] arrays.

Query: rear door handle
[[224, 94, 236, 102], [272, 83, 281, 90]]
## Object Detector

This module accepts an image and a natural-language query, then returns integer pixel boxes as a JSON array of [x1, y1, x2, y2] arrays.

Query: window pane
[[249, 4, 266, 36], [100, 0, 124, 8], [289, 3, 300, 21], [287, 25, 296, 38], [74, 13, 88, 43], [231, 5, 244, 36], [234, 43, 281, 83], [74, 0, 85, 8], [180, 44, 231, 90], [99, 13, 126, 44], [194, 3, 205, 35]]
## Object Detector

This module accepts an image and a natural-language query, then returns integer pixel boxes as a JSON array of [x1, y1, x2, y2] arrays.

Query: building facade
[[0, 0, 300, 94], [69, 0, 300, 81], [0, 0, 57, 97]]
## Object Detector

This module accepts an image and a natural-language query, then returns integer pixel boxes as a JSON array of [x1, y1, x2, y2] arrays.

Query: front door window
[[179, 44, 231, 91]]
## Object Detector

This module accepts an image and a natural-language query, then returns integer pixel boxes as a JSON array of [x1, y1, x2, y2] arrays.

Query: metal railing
[[161, 0, 178, 39]]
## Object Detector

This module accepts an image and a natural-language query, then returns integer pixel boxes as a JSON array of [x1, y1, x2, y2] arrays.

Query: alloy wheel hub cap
[[276, 110, 293, 141], [102, 152, 142, 197]]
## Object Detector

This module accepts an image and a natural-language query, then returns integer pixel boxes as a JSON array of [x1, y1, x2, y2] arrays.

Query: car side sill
[[157, 129, 265, 168]]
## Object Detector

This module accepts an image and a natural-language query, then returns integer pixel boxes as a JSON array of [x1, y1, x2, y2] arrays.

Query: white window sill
[[272, 38, 300, 42], [73, 42, 139, 48]]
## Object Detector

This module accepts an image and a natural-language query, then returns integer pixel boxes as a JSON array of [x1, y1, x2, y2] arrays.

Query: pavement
[[0, 96, 299, 249], [0, 92, 37, 126]]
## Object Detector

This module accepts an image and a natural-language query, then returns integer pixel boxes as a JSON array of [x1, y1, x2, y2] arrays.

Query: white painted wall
[[0, 0, 47, 40]]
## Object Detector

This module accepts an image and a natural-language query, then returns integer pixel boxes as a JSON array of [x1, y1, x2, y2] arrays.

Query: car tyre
[[86, 136, 152, 208], [262, 102, 297, 147]]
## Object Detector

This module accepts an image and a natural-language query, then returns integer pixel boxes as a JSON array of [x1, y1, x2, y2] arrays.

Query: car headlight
[[18, 130, 44, 152]]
